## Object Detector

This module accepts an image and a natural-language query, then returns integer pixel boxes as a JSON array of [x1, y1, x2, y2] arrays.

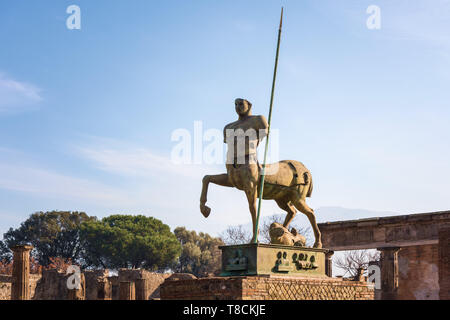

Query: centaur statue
[[200, 98, 322, 248]]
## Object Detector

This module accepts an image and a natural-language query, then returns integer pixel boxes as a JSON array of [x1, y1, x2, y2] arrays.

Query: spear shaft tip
[[279, 7, 284, 30]]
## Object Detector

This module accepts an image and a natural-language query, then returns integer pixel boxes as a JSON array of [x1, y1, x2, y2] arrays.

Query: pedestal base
[[219, 244, 329, 278], [160, 275, 374, 300]]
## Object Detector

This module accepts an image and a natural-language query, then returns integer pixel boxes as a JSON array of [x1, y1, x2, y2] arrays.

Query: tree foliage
[[0, 257, 73, 275], [174, 227, 223, 277], [80, 215, 181, 270], [0, 240, 11, 263], [2, 211, 95, 266], [0, 260, 12, 275]]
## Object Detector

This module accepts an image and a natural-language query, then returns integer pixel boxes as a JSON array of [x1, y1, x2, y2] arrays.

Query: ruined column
[[325, 251, 334, 277], [378, 247, 401, 300], [10, 245, 33, 300], [119, 281, 135, 300], [135, 278, 149, 300]]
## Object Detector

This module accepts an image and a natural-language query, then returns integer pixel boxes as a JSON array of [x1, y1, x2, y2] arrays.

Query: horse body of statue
[[200, 99, 322, 248]]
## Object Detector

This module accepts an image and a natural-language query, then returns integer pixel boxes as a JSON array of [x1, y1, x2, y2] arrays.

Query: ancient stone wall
[[109, 275, 119, 300], [0, 275, 11, 300], [3, 272, 374, 300], [319, 211, 450, 300], [147, 273, 172, 299], [396, 244, 440, 300], [160, 276, 374, 300], [0, 274, 41, 300], [29, 274, 41, 299], [439, 226, 450, 300], [33, 269, 86, 300], [118, 269, 171, 300], [85, 270, 111, 300], [319, 211, 449, 251]]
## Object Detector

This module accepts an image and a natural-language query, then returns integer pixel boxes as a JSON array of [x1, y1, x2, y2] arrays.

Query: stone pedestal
[[378, 247, 401, 300], [10, 245, 33, 300], [160, 244, 373, 300], [220, 244, 330, 278], [119, 281, 135, 300]]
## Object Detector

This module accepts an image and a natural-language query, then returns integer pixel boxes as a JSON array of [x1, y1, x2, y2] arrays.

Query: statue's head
[[235, 98, 252, 117]]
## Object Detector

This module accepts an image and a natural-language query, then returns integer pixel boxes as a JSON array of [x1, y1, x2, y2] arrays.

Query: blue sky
[[0, 0, 449, 237]]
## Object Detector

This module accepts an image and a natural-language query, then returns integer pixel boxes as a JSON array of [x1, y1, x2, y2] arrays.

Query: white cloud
[[0, 148, 130, 206], [311, 0, 450, 55], [0, 162, 130, 205], [0, 72, 42, 114], [75, 137, 215, 179], [385, 0, 450, 50], [77, 146, 199, 179]]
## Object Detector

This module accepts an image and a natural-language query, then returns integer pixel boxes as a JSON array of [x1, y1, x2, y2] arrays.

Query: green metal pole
[[254, 7, 284, 243]]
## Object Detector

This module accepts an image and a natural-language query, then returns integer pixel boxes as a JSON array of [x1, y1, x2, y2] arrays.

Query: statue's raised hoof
[[200, 204, 211, 218]]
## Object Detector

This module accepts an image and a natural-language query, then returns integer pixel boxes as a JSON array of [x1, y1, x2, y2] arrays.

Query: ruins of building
[[1, 210, 448, 300], [318, 210, 450, 300]]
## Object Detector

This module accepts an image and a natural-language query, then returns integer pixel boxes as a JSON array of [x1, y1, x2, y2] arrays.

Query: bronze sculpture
[[200, 99, 322, 248], [269, 223, 306, 247]]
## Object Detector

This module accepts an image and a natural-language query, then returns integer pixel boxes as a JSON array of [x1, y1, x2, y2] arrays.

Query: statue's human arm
[[223, 124, 231, 144], [257, 115, 269, 141]]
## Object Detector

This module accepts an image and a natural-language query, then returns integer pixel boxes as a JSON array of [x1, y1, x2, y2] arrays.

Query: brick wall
[[439, 226, 450, 300], [397, 244, 440, 300], [160, 276, 374, 300]]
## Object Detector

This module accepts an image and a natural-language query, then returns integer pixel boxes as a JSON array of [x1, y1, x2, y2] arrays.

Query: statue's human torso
[[224, 115, 268, 163], [223, 115, 268, 190]]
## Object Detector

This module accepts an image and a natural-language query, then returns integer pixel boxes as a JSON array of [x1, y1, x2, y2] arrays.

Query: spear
[[254, 7, 284, 243]]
